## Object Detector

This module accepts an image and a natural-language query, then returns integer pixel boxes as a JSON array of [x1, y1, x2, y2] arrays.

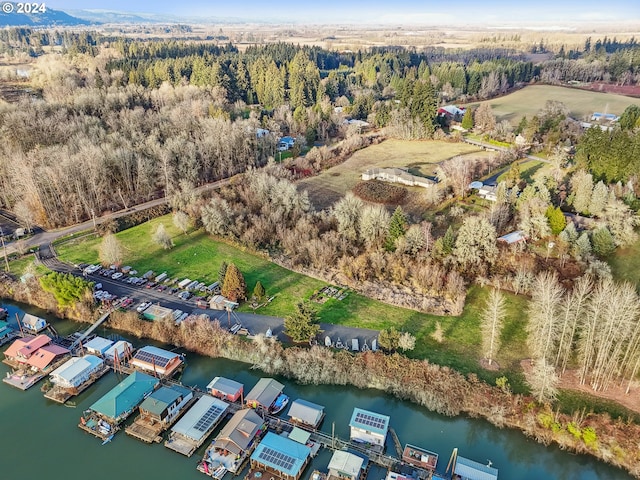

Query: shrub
[[567, 422, 582, 440], [582, 426, 598, 449]]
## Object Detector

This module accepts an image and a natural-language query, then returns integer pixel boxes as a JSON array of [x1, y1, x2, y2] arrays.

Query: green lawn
[[55, 214, 531, 386], [609, 238, 640, 289]]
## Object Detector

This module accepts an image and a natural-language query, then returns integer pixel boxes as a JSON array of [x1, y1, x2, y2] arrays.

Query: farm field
[[470, 85, 640, 125], [54, 214, 529, 386], [609, 238, 640, 289], [298, 139, 487, 208]]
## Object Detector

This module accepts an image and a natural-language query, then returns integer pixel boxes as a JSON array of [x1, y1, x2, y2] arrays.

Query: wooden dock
[[78, 413, 118, 441], [44, 364, 111, 404], [3, 368, 48, 390], [127, 393, 200, 444]]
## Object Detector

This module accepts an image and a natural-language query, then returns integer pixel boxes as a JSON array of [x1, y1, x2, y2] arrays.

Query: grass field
[[470, 85, 640, 125], [299, 139, 488, 208], [55, 214, 530, 387], [609, 238, 640, 290]]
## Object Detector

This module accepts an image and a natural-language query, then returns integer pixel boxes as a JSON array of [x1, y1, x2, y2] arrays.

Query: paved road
[[4, 176, 237, 256], [42, 254, 380, 350]]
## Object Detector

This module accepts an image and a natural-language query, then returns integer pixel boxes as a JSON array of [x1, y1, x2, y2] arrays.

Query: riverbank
[[2, 278, 640, 478]]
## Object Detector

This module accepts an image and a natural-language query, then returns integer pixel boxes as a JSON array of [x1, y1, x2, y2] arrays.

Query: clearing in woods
[[298, 139, 487, 209], [470, 85, 640, 125]]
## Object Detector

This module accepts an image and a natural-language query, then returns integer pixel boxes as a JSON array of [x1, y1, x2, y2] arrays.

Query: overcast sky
[[46, 0, 640, 24]]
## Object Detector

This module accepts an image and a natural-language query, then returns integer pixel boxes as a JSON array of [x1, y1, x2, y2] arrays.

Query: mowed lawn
[[55, 214, 531, 383], [469, 85, 640, 125], [299, 139, 487, 208]]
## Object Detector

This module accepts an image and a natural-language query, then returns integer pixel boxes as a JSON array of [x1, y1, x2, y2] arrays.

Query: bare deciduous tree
[[528, 358, 559, 404], [481, 288, 506, 365], [172, 211, 190, 235], [152, 223, 173, 249], [98, 233, 123, 266]]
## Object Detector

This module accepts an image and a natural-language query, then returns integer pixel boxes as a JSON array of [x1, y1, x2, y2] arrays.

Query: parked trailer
[[186, 281, 199, 291], [142, 270, 155, 279], [178, 278, 192, 289], [155, 272, 168, 283]]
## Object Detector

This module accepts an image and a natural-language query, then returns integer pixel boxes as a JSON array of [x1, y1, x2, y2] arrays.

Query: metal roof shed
[[287, 398, 325, 428], [328, 450, 366, 480], [250, 432, 311, 480], [84, 336, 114, 356], [454, 456, 498, 480], [104, 340, 133, 361], [171, 395, 228, 442], [207, 376, 243, 402]]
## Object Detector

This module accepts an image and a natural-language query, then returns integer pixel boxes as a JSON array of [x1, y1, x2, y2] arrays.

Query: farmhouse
[[166, 394, 229, 456], [83, 336, 114, 356], [249, 432, 312, 480], [278, 136, 295, 151], [287, 398, 325, 429], [327, 450, 369, 480], [137, 384, 193, 426], [207, 376, 243, 402], [361, 168, 436, 188], [89, 371, 159, 425], [477, 184, 498, 202], [21, 313, 48, 334], [130, 345, 183, 377], [49, 355, 104, 389], [349, 408, 390, 448], [438, 105, 466, 121]]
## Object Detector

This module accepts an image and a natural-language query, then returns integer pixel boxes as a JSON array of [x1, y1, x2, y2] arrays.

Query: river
[[0, 301, 633, 480]]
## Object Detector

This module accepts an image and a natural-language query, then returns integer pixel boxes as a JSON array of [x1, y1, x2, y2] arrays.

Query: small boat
[[212, 465, 227, 479], [324, 336, 332, 347], [270, 393, 289, 414], [351, 339, 359, 352], [361, 340, 370, 352], [371, 339, 378, 352], [101, 434, 114, 445], [265, 328, 273, 338], [335, 338, 343, 349]]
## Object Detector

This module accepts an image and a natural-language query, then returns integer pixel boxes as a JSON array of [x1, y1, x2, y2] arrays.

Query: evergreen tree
[[591, 227, 616, 257], [253, 281, 266, 301], [545, 206, 566, 235], [284, 301, 321, 342], [378, 327, 401, 352], [218, 261, 228, 286], [461, 108, 474, 130], [385, 206, 408, 251], [221, 263, 246, 302]]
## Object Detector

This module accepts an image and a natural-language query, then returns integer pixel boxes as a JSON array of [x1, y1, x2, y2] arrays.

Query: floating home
[[45, 355, 109, 403], [3, 334, 52, 368], [0, 320, 18, 346], [453, 455, 498, 480], [199, 408, 266, 475], [207, 376, 243, 402], [402, 444, 438, 473], [104, 340, 133, 363], [130, 345, 183, 378], [349, 408, 390, 450], [245, 378, 286, 413], [79, 371, 159, 440], [287, 398, 325, 429], [248, 432, 312, 480], [165, 395, 228, 457], [83, 336, 114, 357], [126, 384, 194, 443], [326, 450, 369, 480], [20, 313, 49, 334], [3, 335, 70, 390]]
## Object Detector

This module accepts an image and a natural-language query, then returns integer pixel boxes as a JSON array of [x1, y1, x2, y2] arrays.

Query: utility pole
[[0, 227, 9, 272]]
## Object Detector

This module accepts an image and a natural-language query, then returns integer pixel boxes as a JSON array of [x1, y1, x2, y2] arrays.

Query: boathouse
[[138, 384, 193, 425], [212, 408, 265, 459], [287, 398, 325, 429], [166, 395, 229, 456], [327, 450, 368, 480], [104, 340, 133, 362], [250, 432, 312, 480], [349, 408, 390, 447], [49, 355, 104, 389], [21, 313, 48, 334], [84, 336, 114, 356], [89, 371, 159, 424], [402, 444, 438, 472], [454, 456, 498, 480], [245, 377, 284, 410], [207, 376, 243, 402], [130, 345, 183, 377]]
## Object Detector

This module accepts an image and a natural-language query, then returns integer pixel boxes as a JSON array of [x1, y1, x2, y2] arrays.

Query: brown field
[[298, 139, 487, 209], [469, 84, 640, 124]]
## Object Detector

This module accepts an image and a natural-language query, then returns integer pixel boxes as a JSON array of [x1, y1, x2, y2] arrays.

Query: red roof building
[[4, 335, 52, 363], [26, 344, 69, 371]]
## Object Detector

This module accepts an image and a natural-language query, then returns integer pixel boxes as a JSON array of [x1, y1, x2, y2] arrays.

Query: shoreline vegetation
[[2, 279, 640, 478]]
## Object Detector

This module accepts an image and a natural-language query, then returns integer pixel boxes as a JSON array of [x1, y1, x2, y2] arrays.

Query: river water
[[0, 301, 633, 480]]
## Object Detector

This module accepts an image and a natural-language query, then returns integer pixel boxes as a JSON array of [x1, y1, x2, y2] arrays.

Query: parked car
[[136, 302, 151, 313], [178, 291, 192, 300], [112, 272, 123, 280], [146, 281, 157, 289]]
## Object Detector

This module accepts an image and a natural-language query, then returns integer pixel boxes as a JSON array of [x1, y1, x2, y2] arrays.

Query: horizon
[[44, 0, 640, 25]]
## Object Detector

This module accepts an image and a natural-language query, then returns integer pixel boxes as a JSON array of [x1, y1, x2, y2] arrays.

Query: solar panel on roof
[[355, 412, 386, 430], [133, 350, 172, 368], [193, 404, 225, 432], [258, 447, 296, 472]]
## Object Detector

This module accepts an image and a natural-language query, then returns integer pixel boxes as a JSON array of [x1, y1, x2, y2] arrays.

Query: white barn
[[349, 408, 390, 447], [361, 168, 435, 188], [49, 355, 104, 389]]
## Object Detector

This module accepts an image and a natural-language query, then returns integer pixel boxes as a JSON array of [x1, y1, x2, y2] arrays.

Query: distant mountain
[[66, 9, 178, 24], [0, 3, 91, 26]]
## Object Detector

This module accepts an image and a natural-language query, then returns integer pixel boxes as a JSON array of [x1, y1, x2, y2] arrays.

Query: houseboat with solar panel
[[126, 384, 195, 443], [165, 395, 229, 457], [198, 408, 266, 476], [129, 345, 184, 378], [78, 370, 159, 440], [348, 408, 390, 453], [246, 431, 312, 480]]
